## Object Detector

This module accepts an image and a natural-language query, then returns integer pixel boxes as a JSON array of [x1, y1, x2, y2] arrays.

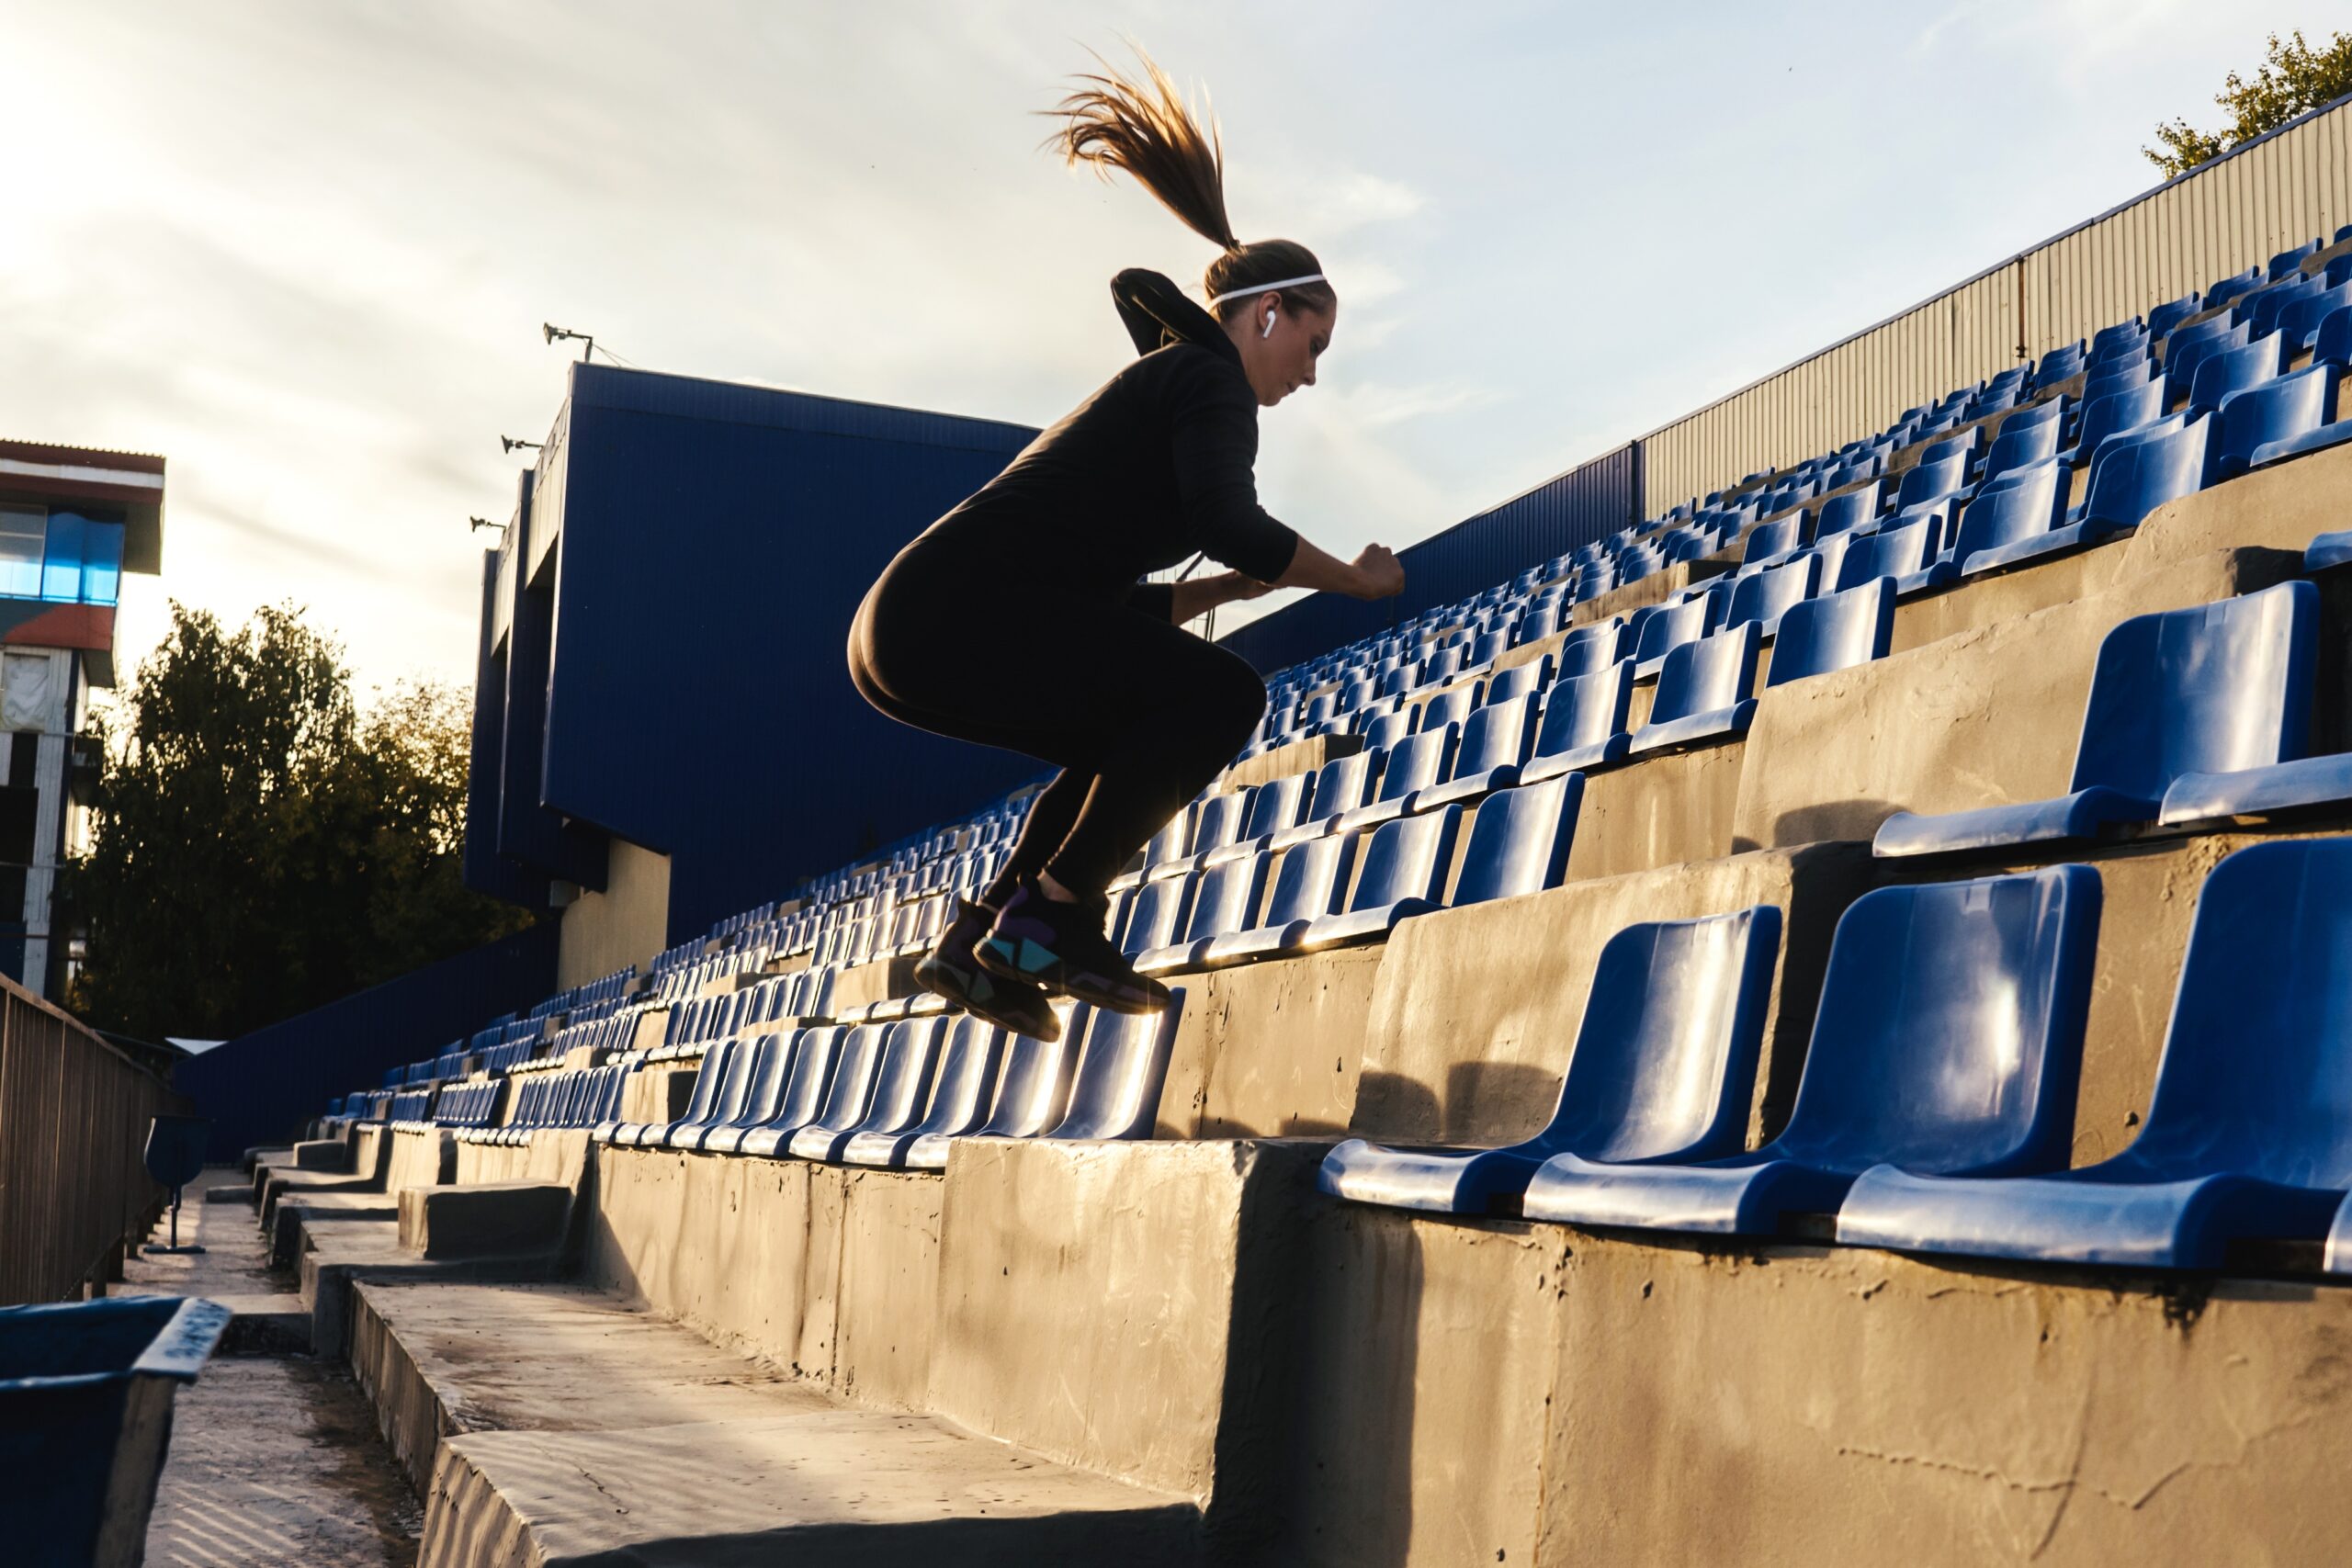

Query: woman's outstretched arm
[[1272, 536, 1405, 601]]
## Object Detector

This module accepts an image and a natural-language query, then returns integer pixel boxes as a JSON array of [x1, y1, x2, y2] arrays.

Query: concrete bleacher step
[[350, 1280, 1199, 1566]]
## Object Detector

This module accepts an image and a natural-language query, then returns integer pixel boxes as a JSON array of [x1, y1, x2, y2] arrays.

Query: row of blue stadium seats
[[597, 1002, 1178, 1170], [458, 1065, 631, 1145], [1322, 836, 2352, 1276]]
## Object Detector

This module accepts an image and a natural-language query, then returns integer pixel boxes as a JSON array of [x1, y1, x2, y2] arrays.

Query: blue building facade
[[466, 364, 1041, 942]]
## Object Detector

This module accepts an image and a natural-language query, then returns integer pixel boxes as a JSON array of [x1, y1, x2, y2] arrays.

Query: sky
[[5, 0, 2346, 699]]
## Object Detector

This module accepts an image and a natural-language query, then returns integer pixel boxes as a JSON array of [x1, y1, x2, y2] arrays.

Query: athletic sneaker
[[975, 878, 1171, 1015], [913, 897, 1061, 1041]]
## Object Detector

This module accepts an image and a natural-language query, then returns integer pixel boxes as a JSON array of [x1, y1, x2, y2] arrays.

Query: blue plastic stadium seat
[[2147, 293, 2202, 339], [1627, 622, 1761, 757], [1524, 866, 2100, 1235], [1948, 460, 2073, 574], [2059, 378, 2164, 467], [1270, 751, 1379, 851], [1321, 907, 1782, 1214], [1479, 656, 1552, 708], [1521, 660, 1634, 781], [809, 1016, 951, 1164], [1765, 579, 1895, 686], [2329, 1193, 2352, 1277], [2165, 319, 2250, 406], [1136, 850, 1269, 974], [1631, 591, 1724, 681], [1412, 693, 1539, 811], [2210, 364, 2341, 475], [1554, 620, 1628, 680], [700, 1032, 800, 1154], [611, 1039, 730, 1147], [1725, 555, 1820, 634], [903, 1010, 1080, 1169], [2186, 332, 2285, 417], [1116, 871, 1197, 957], [1335, 724, 1457, 832], [2269, 239, 2318, 279], [786, 1020, 911, 1160], [1356, 709, 1414, 754], [2307, 528, 2352, 573], [1449, 774, 1583, 907], [2280, 279, 2352, 351], [1839, 840, 2352, 1268], [1743, 514, 1805, 564], [1045, 991, 1184, 1140], [1894, 450, 1970, 513], [1197, 834, 1358, 968], [1874, 581, 2315, 858], [1980, 414, 2064, 487], [1418, 682, 1480, 734], [1289, 807, 1463, 953], [1834, 515, 1954, 595], [2078, 412, 2213, 526], [1813, 483, 1881, 539]]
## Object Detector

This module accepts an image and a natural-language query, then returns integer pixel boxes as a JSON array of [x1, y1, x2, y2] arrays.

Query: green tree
[[61, 602, 533, 1042], [2147, 30, 2352, 177]]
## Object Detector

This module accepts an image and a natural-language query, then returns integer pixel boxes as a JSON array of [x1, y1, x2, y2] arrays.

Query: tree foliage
[[2146, 30, 2352, 177], [62, 602, 534, 1042]]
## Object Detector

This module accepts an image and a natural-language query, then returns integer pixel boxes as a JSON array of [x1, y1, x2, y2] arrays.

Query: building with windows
[[0, 439, 164, 995]]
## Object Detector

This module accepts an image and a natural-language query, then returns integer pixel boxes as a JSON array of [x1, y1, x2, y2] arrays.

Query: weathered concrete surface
[[295, 1136, 356, 1170], [1533, 1235, 2352, 1567], [421, 1412, 1201, 1568], [398, 1182, 571, 1259], [1354, 843, 1876, 1148], [1562, 740, 1746, 884], [1730, 548, 2295, 852], [1888, 538, 2142, 656], [300, 1218, 563, 1359], [1273, 1203, 1568, 1568], [1160, 945, 1385, 1138], [260, 1124, 392, 1225], [2124, 432, 2352, 571], [929, 1137, 1320, 1553], [613, 1058, 699, 1126], [381, 1125, 455, 1193], [347, 1280, 823, 1493], [130, 1171, 424, 1565]]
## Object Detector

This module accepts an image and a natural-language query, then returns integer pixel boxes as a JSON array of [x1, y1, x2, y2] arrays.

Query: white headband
[[1207, 273, 1327, 307]]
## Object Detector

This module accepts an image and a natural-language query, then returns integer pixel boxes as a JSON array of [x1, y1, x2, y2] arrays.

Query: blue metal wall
[[1216, 442, 1640, 673], [469, 363, 1043, 940], [174, 922, 560, 1160]]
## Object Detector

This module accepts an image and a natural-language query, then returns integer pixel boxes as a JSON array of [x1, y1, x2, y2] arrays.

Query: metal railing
[[0, 976, 183, 1303]]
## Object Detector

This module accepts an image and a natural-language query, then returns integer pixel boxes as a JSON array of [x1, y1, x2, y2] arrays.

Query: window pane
[[40, 513, 82, 603], [0, 507, 40, 599], [80, 523, 122, 605]]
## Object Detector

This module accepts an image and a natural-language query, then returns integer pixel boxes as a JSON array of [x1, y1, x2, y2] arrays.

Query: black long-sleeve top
[[911, 269, 1301, 620]]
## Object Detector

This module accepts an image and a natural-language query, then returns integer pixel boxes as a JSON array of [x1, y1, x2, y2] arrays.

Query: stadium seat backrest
[[1452, 694, 1539, 779], [2245, 275, 2319, 335], [675, 1042, 740, 1129], [2317, 305, 2352, 367], [1119, 873, 1197, 956], [1981, 416, 2063, 485], [2069, 581, 2314, 801], [2146, 293, 2201, 338], [974, 1010, 1084, 1137], [1767, 579, 1896, 686], [2123, 840, 2352, 1187], [855, 1017, 948, 1135], [724, 1033, 799, 1131], [1451, 774, 1581, 906], [1187, 791, 1252, 860], [767, 1027, 844, 1132], [2213, 364, 2336, 476], [2080, 414, 2213, 527], [1305, 750, 1379, 818], [2280, 278, 2352, 349], [1541, 906, 1784, 1163], [1347, 807, 1461, 912], [1180, 852, 1270, 946], [1049, 990, 1185, 1141], [805, 1023, 891, 1135], [1813, 483, 1880, 537], [1894, 450, 1968, 510], [1743, 514, 1804, 563], [1633, 593, 1722, 667], [1648, 624, 1760, 726], [901, 1018, 1008, 1140], [1834, 517, 1939, 592], [1374, 724, 1457, 804], [1262, 833, 1359, 929], [1726, 555, 1821, 632], [1532, 660, 1634, 759], [1239, 773, 1309, 839], [1771, 866, 2102, 1174], [1481, 658, 1551, 707], [2186, 331, 2286, 416], [1139, 805, 1194, 871], [1555, 621, 1629, 680], [2165, 319, 2251, 401], [1419, 684, 1481, 732], [1359, 709, 1415, 752]]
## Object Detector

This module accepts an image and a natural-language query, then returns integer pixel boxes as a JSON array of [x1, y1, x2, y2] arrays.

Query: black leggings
[[848, 547, 1267, 902]]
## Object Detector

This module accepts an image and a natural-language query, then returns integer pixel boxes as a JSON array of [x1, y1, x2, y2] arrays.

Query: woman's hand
[[1228, 572, 1276, 601], [1350, 543, 1405, 601]]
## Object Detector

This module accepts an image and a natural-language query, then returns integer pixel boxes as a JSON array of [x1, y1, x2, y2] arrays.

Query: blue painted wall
[[469, 364, 1043, 940], [175, 922, 560, 1160]]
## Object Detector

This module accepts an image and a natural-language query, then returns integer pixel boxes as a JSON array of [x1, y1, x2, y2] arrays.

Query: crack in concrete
[[570, 1460, 632, 1517]]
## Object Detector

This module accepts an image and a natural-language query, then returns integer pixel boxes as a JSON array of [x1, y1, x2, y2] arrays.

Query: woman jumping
[[847, 51, 1405, 1041]]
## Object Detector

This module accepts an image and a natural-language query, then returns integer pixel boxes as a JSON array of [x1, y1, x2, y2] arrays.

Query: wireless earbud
[[1261, 304, 1278, 340]]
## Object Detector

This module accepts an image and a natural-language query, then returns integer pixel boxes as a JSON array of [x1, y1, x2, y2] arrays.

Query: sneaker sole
[[975, 935, 1170, 1016], [913, 953, 1061, 1041]]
